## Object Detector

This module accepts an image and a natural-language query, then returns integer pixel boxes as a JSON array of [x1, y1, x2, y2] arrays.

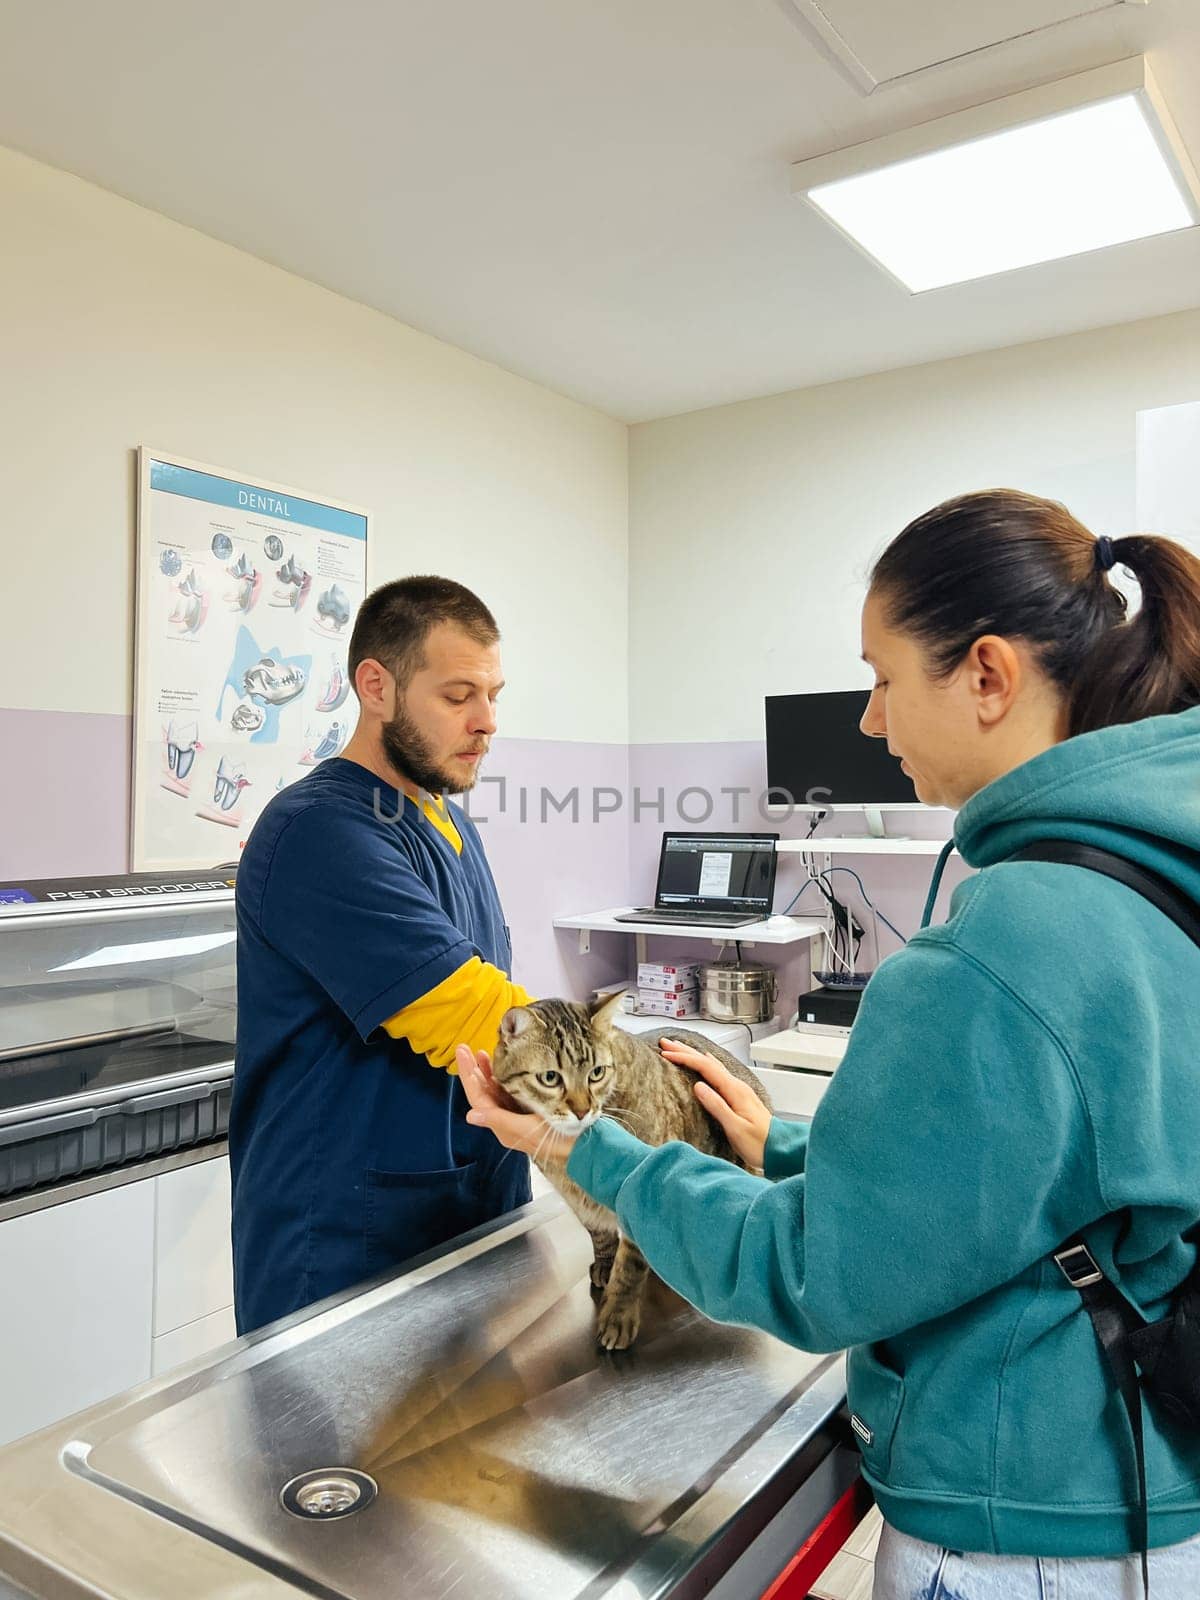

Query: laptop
[[614, 832, 779, 927]]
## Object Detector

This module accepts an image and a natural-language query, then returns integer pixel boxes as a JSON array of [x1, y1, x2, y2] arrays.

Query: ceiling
[[1, 0, 1199, 421]]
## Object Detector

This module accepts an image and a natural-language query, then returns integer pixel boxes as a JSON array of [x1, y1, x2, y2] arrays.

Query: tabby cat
[[491, 989, 773, 1351]]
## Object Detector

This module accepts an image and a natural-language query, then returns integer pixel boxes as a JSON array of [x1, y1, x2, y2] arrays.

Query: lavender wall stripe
[[0, 714, 965, 1003], [0, 709, 132, 881], [627, 740, 966, 1008], [0, 719, 632, 999]]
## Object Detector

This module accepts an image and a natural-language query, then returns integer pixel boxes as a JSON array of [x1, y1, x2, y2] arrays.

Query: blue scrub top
[[229, 756, 531, 1334]]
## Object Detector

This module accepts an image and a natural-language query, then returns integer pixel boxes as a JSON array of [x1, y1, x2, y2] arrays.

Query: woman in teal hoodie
[[459, 489, 1200, 1598]]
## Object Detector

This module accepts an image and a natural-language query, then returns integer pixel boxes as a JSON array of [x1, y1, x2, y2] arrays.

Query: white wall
[[0, 143, 630, 994], [629, 309, 1200, 743], [7, 135, 1200, 984], [0, 143, 629, 744]]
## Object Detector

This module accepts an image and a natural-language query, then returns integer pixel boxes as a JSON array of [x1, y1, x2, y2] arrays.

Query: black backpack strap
[[1008, 840, 1200, 950], [1014, 840, 1200, 1599], [1053, 1238, 1150, 1597], [1126, 1267, 1200, 1422]]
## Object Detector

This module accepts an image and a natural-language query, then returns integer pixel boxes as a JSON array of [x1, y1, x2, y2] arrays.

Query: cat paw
[[589, 1258, 614, 1297], [596, 1300, 641, 1351]]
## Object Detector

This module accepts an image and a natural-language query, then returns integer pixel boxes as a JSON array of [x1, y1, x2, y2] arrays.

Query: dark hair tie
[[1095, 535, 1117, 573]]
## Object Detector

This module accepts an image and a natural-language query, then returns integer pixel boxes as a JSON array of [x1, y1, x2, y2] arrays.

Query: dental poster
[[132, 449, 371, 870]]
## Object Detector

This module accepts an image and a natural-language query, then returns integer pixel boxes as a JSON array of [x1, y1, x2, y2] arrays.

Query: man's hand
[[456, 1045, 575, 1165], [658, 1037, 771, 1170]]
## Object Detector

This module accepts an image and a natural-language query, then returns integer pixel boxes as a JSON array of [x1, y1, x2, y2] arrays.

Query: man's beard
[[380, 704, 483, 795]]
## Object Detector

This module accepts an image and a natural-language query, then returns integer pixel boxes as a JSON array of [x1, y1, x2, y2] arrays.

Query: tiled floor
[[810, 1505, 883, 1600]]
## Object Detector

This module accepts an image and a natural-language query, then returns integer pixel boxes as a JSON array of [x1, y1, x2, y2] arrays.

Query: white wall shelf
[[777, 837, 953, 856], [553, 908, 824, 958]]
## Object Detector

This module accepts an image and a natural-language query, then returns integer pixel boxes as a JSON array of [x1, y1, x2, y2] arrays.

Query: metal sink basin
[[0, 1197, 849, 1599]]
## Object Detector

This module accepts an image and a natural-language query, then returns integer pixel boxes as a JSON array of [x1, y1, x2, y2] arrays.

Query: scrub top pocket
[[363, 1160, 483, 1274]]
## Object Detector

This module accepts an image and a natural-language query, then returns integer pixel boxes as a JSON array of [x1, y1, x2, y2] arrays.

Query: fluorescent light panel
[[794, 62, 1199, 292]]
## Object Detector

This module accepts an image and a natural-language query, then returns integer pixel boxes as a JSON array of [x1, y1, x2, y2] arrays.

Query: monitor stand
[[862, 806, 909, 841]]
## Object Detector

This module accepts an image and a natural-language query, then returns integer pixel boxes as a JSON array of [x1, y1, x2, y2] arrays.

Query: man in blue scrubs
[[230, 576, 532, 1334]]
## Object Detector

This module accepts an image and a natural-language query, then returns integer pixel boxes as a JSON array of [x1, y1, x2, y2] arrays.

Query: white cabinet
[[149, 1154, 236, 1382], [751, 1028, 847, 1118], [0, 1181, 155, 1448], [754, 1065, 832, 1118], [153, 1156, 234, 1337], [152, 1305, 237, 1376], [0, 1151, 236, 1448]]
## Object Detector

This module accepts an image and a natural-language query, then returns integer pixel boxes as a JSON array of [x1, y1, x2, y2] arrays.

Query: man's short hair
[[348, 576, 499, 694]]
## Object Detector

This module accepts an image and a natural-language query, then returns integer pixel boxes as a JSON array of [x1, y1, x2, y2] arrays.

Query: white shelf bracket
[[578, 928, 591, 955]]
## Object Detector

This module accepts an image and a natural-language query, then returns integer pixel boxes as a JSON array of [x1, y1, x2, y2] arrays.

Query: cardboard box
[[641, 982, 697, 1003], [637, 961, 702, 991], [634, 989, 699, 1019]]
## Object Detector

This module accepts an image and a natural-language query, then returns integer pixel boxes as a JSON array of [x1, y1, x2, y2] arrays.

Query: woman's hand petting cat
[[456, 1045, 577, 1165], [658, 1038, 771, 1170]]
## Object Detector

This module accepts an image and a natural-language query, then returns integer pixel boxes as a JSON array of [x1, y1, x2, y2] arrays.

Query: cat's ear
[[587, 989, 628, 1034], [500, 1006, 535, 1041]]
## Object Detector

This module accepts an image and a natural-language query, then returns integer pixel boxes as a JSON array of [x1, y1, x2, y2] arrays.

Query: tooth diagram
[[216, 628, 311, 744], [315, 657, 349, 712], [169, 568, 209, 635], [231, 703, 265, 733], [225, 553, 262, 613], [196, 757, 252, 829], [299, 719, 345, 766], [161, 718, 202, 797], [315, 583, 350, 633], [195, 758, 251, 832], [270, 554, 312, 612], [243, 657, 306, 706], [214, 757, 249, 811]]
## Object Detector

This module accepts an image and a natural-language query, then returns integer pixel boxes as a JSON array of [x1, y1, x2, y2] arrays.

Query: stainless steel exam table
[[0, 1194, 855, 1599]]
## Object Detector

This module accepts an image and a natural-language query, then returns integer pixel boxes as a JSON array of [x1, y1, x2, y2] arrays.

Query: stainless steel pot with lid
[[700, 963, 777, 1023]]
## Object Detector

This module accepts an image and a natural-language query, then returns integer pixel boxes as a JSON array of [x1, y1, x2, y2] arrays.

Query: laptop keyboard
[[615, 908, 760, 927]]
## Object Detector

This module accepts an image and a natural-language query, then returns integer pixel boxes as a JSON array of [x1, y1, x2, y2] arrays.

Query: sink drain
[[280, 1468, 378, 1521]]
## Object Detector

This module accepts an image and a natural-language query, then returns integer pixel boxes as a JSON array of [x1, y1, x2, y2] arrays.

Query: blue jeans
[[872, 1523, 1200, 1599]]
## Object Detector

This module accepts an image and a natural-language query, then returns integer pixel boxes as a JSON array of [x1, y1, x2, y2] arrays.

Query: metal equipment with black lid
[[0, 869, 236, 1197]]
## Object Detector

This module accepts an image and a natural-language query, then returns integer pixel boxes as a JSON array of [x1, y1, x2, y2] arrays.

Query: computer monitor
[[764, 690, 918, 823]]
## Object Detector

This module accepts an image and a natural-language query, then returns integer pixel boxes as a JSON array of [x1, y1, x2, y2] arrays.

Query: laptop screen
[[655, 833, 778, 912]]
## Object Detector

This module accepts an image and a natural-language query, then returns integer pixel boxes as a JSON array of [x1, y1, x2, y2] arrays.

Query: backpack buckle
[[1054, 1242, 1105, 1289]]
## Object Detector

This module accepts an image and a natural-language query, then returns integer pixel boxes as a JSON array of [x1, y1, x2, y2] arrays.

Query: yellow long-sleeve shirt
[[383, 955, 532, 1071]]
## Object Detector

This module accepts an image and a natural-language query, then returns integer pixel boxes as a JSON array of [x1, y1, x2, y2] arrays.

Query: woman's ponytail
[[1070, 535, 1200, 736], [870, 490, 1200, 738]]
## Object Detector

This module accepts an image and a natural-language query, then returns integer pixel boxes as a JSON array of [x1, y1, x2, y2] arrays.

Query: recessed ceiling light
[[791, 58, 1200, 293]]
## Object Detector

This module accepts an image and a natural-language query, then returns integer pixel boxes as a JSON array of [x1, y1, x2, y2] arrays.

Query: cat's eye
[[538, 1070, 562, 1087], [588, 1065, 607, 1082]]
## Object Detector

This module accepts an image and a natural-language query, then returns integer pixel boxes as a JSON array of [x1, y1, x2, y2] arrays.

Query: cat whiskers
[[530, 1120, 563, 1169], [601, 1107, 642, 1140]]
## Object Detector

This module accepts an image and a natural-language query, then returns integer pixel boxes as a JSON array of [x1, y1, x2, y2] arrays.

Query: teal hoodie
[[566, 705, 1200, 1558]]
